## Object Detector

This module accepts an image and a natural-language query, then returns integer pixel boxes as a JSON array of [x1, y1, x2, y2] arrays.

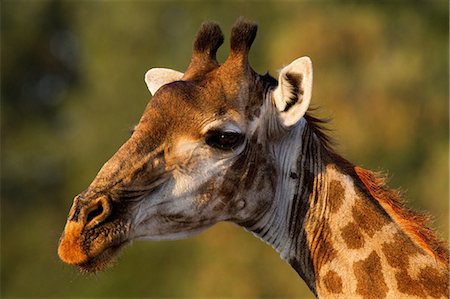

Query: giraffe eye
[[205, 130, 244, 151]]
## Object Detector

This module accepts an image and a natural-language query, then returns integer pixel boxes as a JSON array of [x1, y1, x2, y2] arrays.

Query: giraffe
[[58, 19, 449, 298]]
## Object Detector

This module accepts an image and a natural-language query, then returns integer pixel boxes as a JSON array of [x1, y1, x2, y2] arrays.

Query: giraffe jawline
[[78, 241, 129, 273]]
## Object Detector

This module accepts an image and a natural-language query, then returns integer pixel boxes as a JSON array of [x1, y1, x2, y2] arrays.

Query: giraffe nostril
[[85, 196, 111, 227], [86, 204, 104, 224]]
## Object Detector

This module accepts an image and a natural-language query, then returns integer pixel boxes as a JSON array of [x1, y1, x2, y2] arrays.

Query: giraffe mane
[[354, 167, 449, 267], [304, 111, 335, 152], [304, 113, 448, 267]]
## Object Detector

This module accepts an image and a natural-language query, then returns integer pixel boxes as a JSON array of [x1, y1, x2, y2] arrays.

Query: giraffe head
[[58, 19, 313, 272]]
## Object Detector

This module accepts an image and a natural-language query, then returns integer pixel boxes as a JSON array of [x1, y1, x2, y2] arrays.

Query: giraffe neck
[[244, 119, 325, 295], [245, 119, 449, 298]]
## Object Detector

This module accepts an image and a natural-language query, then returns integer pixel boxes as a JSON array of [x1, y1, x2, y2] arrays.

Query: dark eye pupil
[[219, 133, 237, 144], [205, 130, 244, 150]]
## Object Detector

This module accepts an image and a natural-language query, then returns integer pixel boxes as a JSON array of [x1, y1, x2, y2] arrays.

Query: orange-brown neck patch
[[322, 270, 343, 294], [353, 251, 388, 298]]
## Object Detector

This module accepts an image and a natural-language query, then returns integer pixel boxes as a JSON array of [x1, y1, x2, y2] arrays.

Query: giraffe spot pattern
[[395, 271, 426, 297], [353, 251, 388, 298], [328, 180, 345, 213], [394, 267, 449, 298], [382, 232, 421, 269], [382, 232, 448, 297], [417, 266, 448, 298], [351, 195, 389, 238], [340, 221, 365, 249], [322, 270, 343, 294]]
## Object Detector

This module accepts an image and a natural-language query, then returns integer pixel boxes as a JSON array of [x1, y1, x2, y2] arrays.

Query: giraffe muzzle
[[58, 195, 113, 265]]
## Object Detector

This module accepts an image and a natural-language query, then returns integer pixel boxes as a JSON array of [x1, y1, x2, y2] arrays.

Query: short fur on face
[[58, 18, 291, 272]]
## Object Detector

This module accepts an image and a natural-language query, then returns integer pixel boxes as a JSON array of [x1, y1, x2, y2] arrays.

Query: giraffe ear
[[145, 68, 184, 95], [273, 57, 313, 127]]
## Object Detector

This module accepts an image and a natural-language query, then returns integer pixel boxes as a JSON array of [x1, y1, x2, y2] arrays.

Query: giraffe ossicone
[[58, 18, 449, 298]]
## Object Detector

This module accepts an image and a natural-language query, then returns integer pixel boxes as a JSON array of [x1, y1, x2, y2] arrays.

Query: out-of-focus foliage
[[1, 1, 448, 298]]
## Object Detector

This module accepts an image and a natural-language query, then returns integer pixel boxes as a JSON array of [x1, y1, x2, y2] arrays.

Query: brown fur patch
[[395, 271, 426, 297], [354, 167, 449, 267], [341, 221, 365, 249], [394, 265, 449, 297], [382, 232, 423, 269], [328, 180, 344, 213], [418, 266, 449, 297], [351, 196, 389, 238], [353, 251, 388, 298], [382, 232, 448, 296], [322, 270, 343, 294]]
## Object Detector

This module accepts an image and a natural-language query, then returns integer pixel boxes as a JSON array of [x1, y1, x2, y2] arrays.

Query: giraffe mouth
[[77, 240, 129, 273], [58, 215, 132, 273]]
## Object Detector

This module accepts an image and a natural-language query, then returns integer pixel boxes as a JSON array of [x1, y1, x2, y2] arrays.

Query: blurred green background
[[1, 1, 448, 298]]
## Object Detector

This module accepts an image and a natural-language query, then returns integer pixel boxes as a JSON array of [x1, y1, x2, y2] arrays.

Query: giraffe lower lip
[[78, 242, 128, 273]]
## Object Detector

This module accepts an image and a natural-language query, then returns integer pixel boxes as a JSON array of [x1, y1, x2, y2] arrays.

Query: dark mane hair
[[304, 112, 335, 152], [305, 112, 449, 267]]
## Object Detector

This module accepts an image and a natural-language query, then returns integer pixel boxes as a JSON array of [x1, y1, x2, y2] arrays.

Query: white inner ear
[[145, 68, 184, 95], [273, 56, 313, 127]]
